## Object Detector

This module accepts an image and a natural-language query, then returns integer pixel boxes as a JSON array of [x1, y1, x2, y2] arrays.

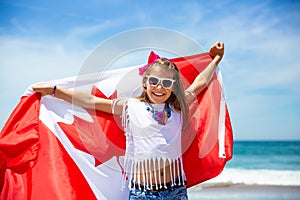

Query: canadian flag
[[0, 52, 233, 200]]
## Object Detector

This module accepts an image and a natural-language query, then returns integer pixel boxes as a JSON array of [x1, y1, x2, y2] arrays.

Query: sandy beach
[[187, 184, 300, 200]]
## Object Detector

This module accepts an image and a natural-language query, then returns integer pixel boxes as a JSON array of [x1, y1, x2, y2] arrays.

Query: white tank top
[[121, 98, 186, 190]]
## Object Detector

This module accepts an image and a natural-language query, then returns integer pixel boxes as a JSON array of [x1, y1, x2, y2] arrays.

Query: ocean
[[188, 141, 300, 200]]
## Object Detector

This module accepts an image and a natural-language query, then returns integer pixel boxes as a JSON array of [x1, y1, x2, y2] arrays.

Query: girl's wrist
[[214, 54, 223, 65], [51, 85, 57, 96]]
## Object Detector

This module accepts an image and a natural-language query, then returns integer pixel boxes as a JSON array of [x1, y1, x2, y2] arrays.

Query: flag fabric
[[0, 52, 233, 200]]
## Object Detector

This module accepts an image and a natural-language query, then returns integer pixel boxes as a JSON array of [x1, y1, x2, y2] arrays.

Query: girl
[[33, 42, 224, 200]]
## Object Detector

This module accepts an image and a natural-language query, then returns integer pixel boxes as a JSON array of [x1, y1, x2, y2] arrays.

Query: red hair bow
[[138, 51, 160, 76]]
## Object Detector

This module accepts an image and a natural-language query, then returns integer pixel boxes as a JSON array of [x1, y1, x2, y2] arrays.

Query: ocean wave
[[194, 168, 300, 188]]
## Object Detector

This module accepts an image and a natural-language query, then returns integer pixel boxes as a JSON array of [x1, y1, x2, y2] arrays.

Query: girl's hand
[[209, 42, 224, 60], [32, 84, 53, 96]]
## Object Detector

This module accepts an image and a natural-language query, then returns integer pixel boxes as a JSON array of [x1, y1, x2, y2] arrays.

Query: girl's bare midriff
[[134, 158, 182, 185]]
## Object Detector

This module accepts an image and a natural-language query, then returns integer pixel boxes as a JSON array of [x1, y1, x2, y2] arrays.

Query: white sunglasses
[[146, 75, 176, 89]]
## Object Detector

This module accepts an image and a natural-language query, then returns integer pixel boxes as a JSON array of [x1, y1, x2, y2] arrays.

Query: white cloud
[[0, 35, 89, 129]]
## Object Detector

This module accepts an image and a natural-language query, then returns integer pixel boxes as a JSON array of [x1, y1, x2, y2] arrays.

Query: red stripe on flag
[[0, 94, 97, 200], [172, 53, 233, 187]]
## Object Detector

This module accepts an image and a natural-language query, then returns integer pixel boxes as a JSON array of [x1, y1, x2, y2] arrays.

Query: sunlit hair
[[136, 58, 189, 129]]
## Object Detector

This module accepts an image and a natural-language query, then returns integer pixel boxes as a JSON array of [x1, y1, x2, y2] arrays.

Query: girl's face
[[145, 66, 175, 104]]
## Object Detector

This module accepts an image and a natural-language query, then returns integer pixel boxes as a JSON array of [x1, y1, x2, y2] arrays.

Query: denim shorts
[[129, 185, 188, 200]]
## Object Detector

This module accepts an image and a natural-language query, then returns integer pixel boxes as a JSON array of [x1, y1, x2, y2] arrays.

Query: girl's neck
[[148, 101, 165, 105], [146, 99, 166, 105]]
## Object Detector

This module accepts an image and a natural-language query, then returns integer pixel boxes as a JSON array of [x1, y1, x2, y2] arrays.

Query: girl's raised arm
[[185, 42, 224, 104], [32, 85, 124, 115]]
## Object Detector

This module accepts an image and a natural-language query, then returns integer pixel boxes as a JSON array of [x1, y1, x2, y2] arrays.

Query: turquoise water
[[187, 141, 300, 199], [226, 141, 300, 170], [196, 141, 300, 186]]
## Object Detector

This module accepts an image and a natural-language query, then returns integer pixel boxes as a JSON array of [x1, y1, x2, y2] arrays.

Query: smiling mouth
[[152, 92, 165, 97]]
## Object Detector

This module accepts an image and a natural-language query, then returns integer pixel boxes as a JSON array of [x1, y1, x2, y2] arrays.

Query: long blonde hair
[[136, 58, 189, 129]]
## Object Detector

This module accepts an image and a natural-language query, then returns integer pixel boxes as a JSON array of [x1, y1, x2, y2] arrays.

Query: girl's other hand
[[32, 84, 53, 96], [209, 42, 224, 60]]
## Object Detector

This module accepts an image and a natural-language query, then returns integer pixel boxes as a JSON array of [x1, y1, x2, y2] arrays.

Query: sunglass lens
[[162, 80, 172, 88], [149, 77, 159, 86]]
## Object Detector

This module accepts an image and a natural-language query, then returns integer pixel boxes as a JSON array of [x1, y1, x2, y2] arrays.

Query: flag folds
[[0, 52, 233, 200]]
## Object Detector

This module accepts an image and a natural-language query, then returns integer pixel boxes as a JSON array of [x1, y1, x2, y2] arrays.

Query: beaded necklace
[[146, 102, 171, 125]]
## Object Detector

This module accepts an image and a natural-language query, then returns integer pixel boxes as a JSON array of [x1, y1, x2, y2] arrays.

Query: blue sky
[[1, 0, 299, 140]]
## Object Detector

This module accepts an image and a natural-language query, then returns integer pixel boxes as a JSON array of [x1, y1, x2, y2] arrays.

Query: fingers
[[208, 42, 225, 61], [32, 85, 42, 93], [32, 84, 52, 96], [210, 42, 224, 52], [215, 41, 224, 49], [213, 42, 224, 53]]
